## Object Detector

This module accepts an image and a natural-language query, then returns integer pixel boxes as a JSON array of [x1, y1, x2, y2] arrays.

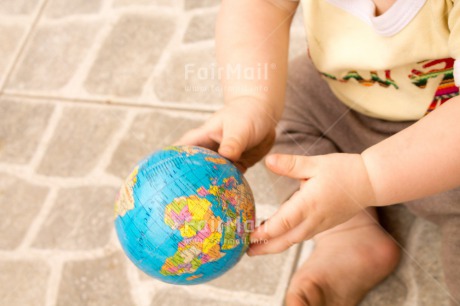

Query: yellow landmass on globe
[[221, 219, 238, 250], [161, 197, 228, 276], [160, 177, 255, 280], [161, 195, 225, 277], [204, 156, 227, 164], [114, 166, 139, 217], [186, 274, 203, 281], [165, 195, 213, 238], [164, 145, 209, 156]]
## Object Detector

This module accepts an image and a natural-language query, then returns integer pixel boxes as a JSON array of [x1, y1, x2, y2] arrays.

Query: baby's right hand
[[175, 97, 276, 172]]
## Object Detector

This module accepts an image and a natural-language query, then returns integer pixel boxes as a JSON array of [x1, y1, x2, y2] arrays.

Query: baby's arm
[[365, 0, 460, 205], [249, 98, 460, 255], [177, 0, 298, 169], [249, 99, 460, 255], [216, 0, 298, 121], [362, 97, 460, 205]]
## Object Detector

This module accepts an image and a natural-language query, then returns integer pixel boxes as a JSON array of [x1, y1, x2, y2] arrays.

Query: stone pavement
[[0, 1, 455, 305]]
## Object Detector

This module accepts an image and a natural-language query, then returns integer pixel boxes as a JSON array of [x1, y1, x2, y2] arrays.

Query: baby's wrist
[[226, 95, 280, 124], [360, 150, 386, 207]]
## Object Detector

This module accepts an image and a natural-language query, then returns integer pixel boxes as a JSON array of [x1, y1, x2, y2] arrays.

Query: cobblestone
[[209, 251, 290, 295], [183, 12, 217, 43], [0, 99, 54, 164], [0, 0, 39, 15], [107, 110, 203, 178], [152, 288, 249, 306], [0, 173, 49, 249], [32, 186, 117, 250], [184, 0, 220, 11], [0, 24, 25, 85], [84, 13, 175, 97], [8, 21, 101, 91], [36, 106, 124, 177], [43, 0, 103, 18], [57, 253, 135, 306], [0, 260, 49, 306], [154, 48, 223, 105]]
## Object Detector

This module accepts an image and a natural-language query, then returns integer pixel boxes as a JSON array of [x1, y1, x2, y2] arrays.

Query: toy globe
[[114, 145, 256, 285]]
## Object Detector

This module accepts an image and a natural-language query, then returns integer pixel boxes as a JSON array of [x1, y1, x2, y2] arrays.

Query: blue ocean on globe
[[114, 145, 255, 285]]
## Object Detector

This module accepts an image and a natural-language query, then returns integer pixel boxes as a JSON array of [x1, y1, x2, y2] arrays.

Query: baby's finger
[[265, 154, 316, 179], [248, 218, 315, 256], [219, 118, 251, 161], [251, 190, 310, 241], [173, 128, 218, 150]]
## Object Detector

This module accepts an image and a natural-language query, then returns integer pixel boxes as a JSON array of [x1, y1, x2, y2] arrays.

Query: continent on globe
[[114, 166, 138, 217], [204, 156, 227, 164], [114, 145, 255, 285], [165, 145, 211, 156], [160, 176, 251, 279]]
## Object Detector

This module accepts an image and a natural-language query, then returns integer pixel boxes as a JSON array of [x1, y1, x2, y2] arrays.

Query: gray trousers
[[271, 56, 460, 303]]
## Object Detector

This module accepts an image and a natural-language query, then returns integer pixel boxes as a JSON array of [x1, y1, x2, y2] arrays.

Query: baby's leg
[[406, 190, 460, 305], [272, 56, 402, 305], [286, 208, 399, 306]]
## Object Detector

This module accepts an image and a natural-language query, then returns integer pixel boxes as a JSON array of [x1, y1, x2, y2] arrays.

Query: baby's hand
[[175, 97, 276, 172], [249, 153, 377, 255]]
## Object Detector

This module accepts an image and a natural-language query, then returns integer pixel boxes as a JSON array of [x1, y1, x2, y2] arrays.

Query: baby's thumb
[[265, 154, 312, 179], [218, 122, 250, 161]]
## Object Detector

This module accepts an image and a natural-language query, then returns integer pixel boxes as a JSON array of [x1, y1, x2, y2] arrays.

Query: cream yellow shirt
[[299, 0, 460, 121]]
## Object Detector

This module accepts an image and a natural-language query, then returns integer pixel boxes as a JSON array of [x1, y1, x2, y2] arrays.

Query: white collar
[[324, 0, 427, 36]]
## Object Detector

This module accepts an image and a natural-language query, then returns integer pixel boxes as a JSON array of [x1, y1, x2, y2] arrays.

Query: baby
[[177, 0, 460, 305]]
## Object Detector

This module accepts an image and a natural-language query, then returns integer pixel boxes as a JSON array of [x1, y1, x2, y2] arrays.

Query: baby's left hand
[[248, 153, 377, 255]]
